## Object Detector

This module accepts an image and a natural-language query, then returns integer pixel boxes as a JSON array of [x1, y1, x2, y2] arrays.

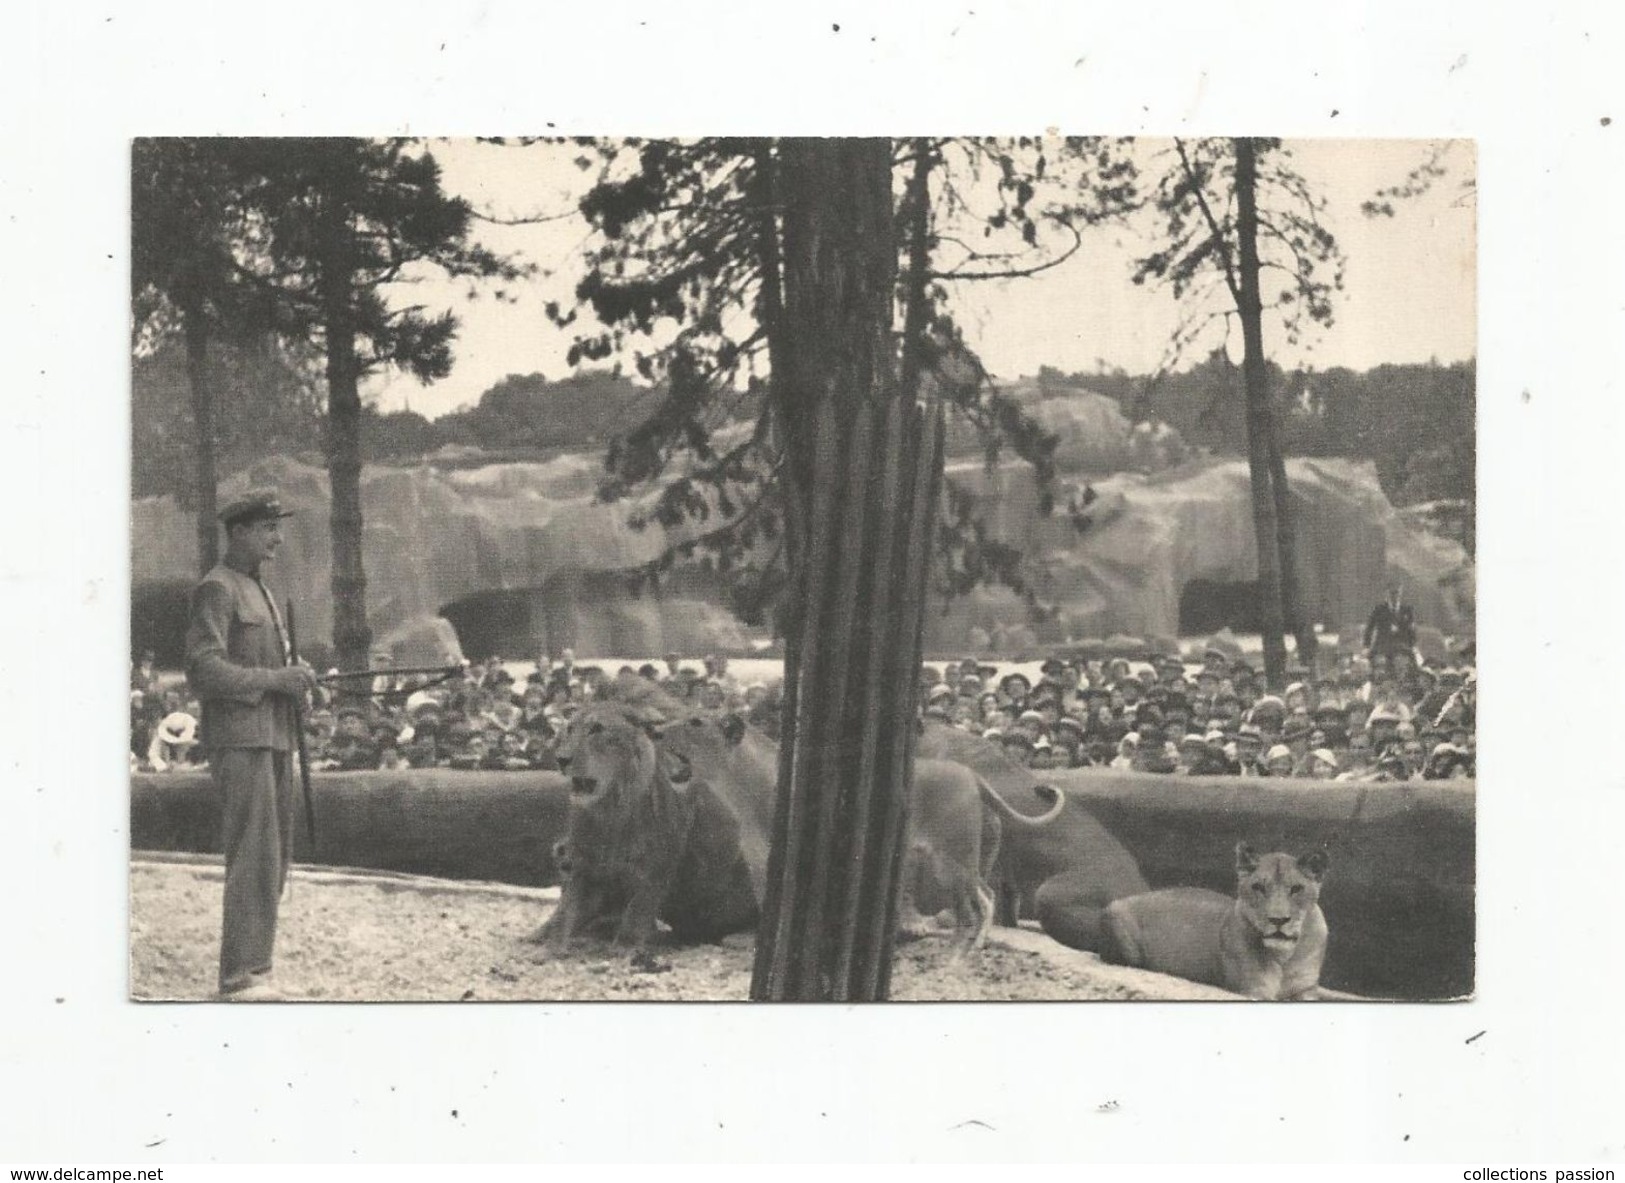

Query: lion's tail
[[976, 776, 1065, 827]]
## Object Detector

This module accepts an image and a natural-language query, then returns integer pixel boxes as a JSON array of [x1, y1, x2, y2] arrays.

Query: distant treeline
[[1045, 355, 1476, 511], [132, 337, 1474, 519]]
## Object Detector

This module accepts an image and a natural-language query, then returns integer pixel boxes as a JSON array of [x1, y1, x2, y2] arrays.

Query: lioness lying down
[[1101, 844, 1330, 1000]]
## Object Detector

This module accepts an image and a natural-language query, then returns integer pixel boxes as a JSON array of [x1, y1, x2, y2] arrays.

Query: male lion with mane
[[535, 693, 783, 950]]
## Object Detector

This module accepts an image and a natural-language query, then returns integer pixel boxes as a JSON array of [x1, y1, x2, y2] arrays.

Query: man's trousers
[[211, 748, 294, 994]]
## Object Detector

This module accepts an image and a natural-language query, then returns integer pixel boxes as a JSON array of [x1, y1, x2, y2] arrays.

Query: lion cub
[[1101, 844, 1330, 1000]]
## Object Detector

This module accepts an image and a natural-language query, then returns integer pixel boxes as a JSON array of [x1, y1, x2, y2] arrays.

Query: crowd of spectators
[[133, 635, 1474, 783], [920, 639, 1475, 781], [131, 648, 776, 775]]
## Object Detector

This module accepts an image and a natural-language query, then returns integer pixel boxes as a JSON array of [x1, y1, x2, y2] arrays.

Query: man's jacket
[[1363, 600, 1416, 653], [184, 563, 297, 751]]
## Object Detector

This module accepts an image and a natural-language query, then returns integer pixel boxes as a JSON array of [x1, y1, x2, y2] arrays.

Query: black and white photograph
[[127, 135, 1476, 1004], [9, 1, 1625, 1168]]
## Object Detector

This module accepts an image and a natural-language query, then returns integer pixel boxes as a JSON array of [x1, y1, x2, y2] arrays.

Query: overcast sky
[[367, 137, 1475, 420]]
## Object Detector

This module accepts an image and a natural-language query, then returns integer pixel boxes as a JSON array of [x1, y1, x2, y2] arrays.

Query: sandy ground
[[128, 858, 1240, 1002]]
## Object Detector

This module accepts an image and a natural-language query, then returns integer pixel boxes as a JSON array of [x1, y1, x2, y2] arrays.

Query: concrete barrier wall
[[1047, 769, 1476, 1000], [132, 770, 572, 888], [131, 767, 1474, 999]]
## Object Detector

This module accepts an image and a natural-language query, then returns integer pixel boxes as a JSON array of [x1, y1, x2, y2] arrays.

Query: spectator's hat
[[1180, 732, 1207, 750], [1032, 736, 1053, 752], [981, 727, 1004, 741], [999, 672, 1031, 695], [1367, 704, 1402, 726], [1312, 702, 1343, 723], [919, 665, 942, 686], [219, 490, 295, 529], [1237, 723, 1265, 745], [1017, 709, 1046, 726], [1056, 715, 1087, 738], [1265, 743, 1294, 764], [958, 674, 983, 694], [1204, 729, 1228, 750], [1311, 748, 1339, 770], [1137, 724, 1165, 745], [1039, 657, 1067, 679], [1000, 732, 1034, 753], [1251, 694, 1286, 719], [926, 683, 954, 705]]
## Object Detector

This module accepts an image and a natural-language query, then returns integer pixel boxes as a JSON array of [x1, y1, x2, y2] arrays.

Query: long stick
[[316, 665, 462, 682], [286, 598, 317, 854]]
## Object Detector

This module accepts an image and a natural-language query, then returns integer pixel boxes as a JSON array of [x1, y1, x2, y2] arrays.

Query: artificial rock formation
[[927, 453, 1474, 648], [131, 452, 757, 662], [131, 397, 1474, 659]]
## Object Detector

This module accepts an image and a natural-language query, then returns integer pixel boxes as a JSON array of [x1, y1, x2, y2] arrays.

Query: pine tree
[[224, 138, 527, 670]]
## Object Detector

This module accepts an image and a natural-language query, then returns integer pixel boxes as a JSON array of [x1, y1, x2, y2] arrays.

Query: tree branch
[[928, 219, 1081, 281], [1173, 138, 1242, 307]]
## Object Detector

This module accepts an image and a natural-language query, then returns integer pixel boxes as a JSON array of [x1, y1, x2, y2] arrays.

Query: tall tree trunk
[[1268, 432, 1319, 674], [1233, 137, 1289, 690], [318, 203, 372, 675], [752, 137, 944, 1002], [181, 300, 219, 574], [751, 139, 799, 637]]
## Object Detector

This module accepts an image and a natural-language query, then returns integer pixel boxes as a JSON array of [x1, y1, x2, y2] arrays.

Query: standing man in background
[[1363, 582, 1417, 675], [184, 491, 318, 1001]]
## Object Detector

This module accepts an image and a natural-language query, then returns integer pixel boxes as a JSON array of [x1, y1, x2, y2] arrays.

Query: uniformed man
[[184, 491, 318, 1001]]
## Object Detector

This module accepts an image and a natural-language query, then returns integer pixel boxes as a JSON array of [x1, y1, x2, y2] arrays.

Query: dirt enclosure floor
[[128, 857, 1239, 1002]]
